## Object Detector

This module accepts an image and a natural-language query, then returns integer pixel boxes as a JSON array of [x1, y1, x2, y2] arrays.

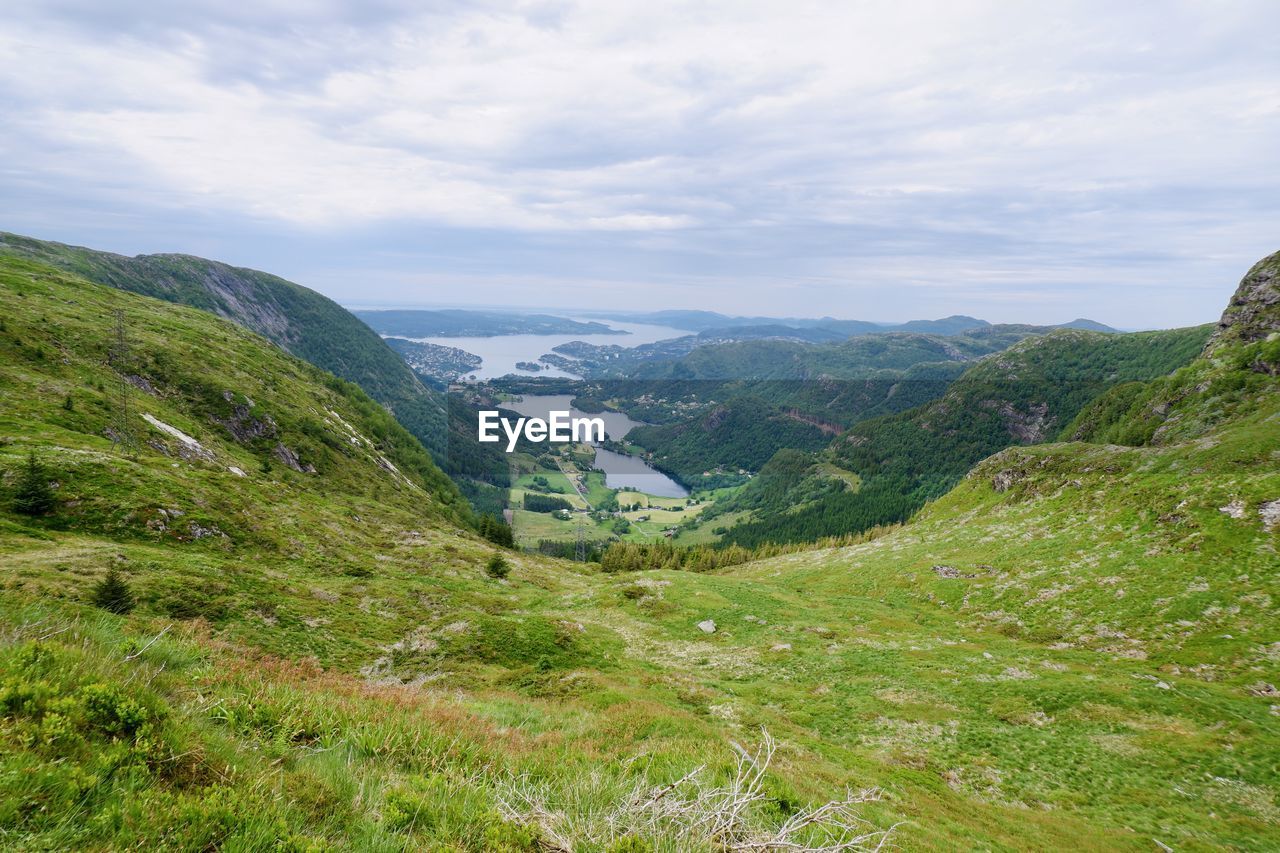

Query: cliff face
[[1205, 249, 1280, 354]]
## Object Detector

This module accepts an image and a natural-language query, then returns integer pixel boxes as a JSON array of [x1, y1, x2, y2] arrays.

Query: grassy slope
[[1, 257, 1277, 850], [0, 232, 464, 490]]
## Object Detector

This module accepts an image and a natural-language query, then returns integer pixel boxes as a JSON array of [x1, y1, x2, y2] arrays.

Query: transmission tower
[[575, 514, 587, 562], [107, 309, 139, 457]]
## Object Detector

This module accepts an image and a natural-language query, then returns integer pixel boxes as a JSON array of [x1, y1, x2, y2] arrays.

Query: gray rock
[[1259, 499, 1280, 531], [697, 619, 716, 634]]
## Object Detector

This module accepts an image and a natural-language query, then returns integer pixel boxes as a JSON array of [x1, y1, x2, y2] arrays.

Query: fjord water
[[502, 393, 689, 498], [414, 319, 686, 379]]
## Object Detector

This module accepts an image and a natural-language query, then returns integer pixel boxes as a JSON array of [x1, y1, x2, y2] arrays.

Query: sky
[[1, 1, 1278, 327]]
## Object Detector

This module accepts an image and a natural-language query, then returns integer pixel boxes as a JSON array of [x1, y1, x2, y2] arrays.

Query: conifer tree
[[90, 568, 135, 614], [12, 450, 55, 515]]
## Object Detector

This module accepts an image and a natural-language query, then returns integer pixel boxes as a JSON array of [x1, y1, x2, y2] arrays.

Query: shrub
[[486, 554, 511, 579], [12, 449, 55, 515], [90, 568, 136, 615]]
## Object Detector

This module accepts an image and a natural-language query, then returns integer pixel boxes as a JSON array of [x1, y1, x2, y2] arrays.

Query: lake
[[502, 393, 689, 498], [410, 319, 687, 379]]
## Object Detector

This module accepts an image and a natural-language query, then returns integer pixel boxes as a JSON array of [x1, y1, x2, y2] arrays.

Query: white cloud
[[1, 0, 1277, 324]]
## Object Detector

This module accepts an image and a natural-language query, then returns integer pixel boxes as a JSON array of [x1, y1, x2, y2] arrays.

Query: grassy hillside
[[0, 232, 460, 480], [715, 325, 1211, 546], [1, 252, 1276, 850]]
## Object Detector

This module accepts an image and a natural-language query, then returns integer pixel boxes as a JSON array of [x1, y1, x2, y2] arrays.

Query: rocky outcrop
[[273, 442, 316, 473], [1205, 249, 1280, 354], [216, 392, 278, 444]]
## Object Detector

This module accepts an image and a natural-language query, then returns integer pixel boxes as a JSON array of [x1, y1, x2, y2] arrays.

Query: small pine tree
[[12, 450, 55, 515], [485, 553, 511, 579], [90, 568, 135, 614], [479, 513, 514, 548]]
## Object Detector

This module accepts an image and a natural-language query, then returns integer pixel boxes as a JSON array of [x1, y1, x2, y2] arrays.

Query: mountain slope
[[1, 250, 1277, 850], [0, 232, 455, 468], [715, 325, 1212, 546], [1066, 250, 1280, 448], [0, 257, 470, 546], [615, 327, 1084, 489]]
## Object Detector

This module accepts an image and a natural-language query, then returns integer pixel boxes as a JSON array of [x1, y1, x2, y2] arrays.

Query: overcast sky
[[2, 1, 1277, 326]]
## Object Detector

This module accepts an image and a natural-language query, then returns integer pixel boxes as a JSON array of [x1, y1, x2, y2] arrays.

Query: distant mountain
[[607, 309, 741, 330], [355, 309, 623, 338], [1053, 318, 1117, 332], [694, 324, 850, 344], [606, 311, 1126, 340], [891, 314, 991, 335], [627, 327, 1041, 381], [601, 310, 997, 337]]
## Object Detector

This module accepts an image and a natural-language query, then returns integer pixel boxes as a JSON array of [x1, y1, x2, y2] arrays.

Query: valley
[[0, 239, 1276, 851]]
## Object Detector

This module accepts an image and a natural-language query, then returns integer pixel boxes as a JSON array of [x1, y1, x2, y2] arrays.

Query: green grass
[[580, 470, 616, 508], [672, 509, 753, 545], [1, 256, 1278, 850]]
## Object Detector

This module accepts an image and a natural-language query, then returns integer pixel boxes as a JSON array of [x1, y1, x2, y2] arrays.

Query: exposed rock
[[770, 642, 792, 652], [1219, 499, 1247, 519], [992, 468, 1024, 493], [996, 401, 1053, 443], [273, 442, 315, 473], [126, 374, 158, 395], [697, 619, 717, 634], [932, 564, 976, 579], [1204, 249, 1280, 354], [1259, 500, 1280, 531], [188, 522, 224, 540], [142, 413, 216, 463], [217, 396, 278, 443]]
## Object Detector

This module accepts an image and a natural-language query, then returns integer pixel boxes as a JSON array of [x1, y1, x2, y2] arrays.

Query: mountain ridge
[[0, 232, 460, 478]]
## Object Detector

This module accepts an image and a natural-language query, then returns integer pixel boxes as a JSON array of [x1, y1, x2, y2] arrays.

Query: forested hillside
[[614, 329, 1053, 485], [715, 324, 1212, 546]]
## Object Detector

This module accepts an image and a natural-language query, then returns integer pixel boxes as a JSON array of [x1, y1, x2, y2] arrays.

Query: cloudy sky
[[2, 1, 1277, 326]]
